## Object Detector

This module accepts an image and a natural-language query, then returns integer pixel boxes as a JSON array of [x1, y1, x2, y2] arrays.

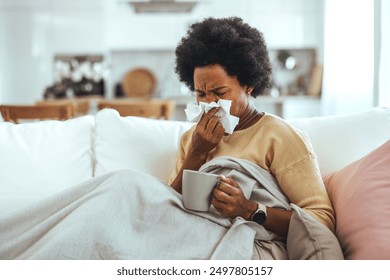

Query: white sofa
[[1, 107, 390, 259]]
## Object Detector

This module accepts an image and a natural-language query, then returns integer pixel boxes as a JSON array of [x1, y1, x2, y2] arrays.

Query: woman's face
[[193, 64, 253, 118]]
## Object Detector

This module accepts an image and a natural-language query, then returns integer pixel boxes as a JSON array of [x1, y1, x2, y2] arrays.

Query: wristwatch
[[251, 203, 267, 225]]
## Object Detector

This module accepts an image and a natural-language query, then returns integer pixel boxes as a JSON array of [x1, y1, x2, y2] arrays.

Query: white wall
[[322, 0, 374, 115], [0, 0, 324, 104], [105, 0, 324, 52], [0, 0, 104, 103], [378, 0, 390, 107], [0, 3, 52, 103]]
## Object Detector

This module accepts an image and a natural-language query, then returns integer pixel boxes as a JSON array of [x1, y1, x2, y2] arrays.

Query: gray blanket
[[0, 156, 343, 260]]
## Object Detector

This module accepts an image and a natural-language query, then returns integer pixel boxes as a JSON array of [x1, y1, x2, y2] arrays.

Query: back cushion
[[323, 140, 390, 259], [94, 109, 194, 182], [0, 116, 95, 215], [287, 107, 390, 176]]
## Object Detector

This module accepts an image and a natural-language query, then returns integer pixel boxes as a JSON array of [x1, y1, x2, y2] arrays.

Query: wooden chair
[[0, 103, 74, 124], [97, 99, 175, 120], [36, 98, 90, 116]]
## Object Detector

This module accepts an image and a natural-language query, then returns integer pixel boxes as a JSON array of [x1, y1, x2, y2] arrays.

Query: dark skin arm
[[170, 107, 224, 193], [212, 176, 292, 237]]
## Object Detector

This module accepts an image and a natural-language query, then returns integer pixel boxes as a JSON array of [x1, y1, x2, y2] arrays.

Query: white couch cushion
[[0, 116, 95, 215], [94, 109, 193, 182], [288, 107, 390, 176], [94, 107, 390, 181]]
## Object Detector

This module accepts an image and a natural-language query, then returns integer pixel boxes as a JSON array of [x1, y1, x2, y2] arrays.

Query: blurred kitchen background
[[0, 0, 389, 120]]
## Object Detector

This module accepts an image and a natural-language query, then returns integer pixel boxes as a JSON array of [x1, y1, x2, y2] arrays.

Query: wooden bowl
[[122, 68, 157, 98]]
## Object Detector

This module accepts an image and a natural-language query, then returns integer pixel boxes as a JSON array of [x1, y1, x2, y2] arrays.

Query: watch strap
[[250, 203, 267, 221]]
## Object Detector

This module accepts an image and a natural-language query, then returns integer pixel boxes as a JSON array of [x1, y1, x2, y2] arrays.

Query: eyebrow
[[194, 86, 229, 92]]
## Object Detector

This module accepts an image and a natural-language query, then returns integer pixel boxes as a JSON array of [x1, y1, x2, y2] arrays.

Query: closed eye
[[210, 86, 229, 96], [194, 90, 206, 97]]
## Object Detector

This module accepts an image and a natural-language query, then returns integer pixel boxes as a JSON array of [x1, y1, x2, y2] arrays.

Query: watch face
[[253, 211, 266, 225]]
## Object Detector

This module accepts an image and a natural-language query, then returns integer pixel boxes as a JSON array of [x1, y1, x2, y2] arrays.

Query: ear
[[245, 86, 254, 95]]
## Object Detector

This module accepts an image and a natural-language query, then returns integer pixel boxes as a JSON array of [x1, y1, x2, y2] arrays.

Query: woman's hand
[[211, 175, 257, 219], [190, 107, 225, 156], [170, 108, 224, 194]]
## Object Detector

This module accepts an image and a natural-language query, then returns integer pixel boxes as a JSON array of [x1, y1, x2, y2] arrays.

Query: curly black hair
[[175, 17, 272, 97]]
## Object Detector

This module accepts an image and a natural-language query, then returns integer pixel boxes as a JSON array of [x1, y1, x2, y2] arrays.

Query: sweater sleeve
[[167, 127, 194, 185], [268, 124, 335, 231], [275, 155, 335, 232]]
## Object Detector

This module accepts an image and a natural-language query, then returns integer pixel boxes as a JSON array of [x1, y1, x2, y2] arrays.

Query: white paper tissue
[[184, 99, 239, 134]]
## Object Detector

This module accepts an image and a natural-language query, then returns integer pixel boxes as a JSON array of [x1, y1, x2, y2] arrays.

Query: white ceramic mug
[[182, 169, 219, 211]]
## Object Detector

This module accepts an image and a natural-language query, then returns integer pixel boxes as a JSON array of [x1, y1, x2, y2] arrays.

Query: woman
[[169, 17, 335, 238]]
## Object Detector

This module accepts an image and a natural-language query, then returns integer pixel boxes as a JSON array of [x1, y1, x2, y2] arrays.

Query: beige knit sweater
[[168, 113, 335, 232]]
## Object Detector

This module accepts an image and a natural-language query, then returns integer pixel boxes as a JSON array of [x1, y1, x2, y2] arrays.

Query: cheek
[[229, 103, 239, 116], [229, 95, 247, 116]]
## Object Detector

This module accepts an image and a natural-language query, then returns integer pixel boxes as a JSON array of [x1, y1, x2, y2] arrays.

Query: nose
[[204, 93, 220, 104]]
